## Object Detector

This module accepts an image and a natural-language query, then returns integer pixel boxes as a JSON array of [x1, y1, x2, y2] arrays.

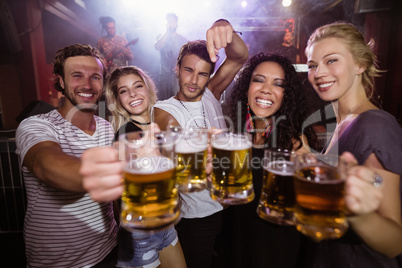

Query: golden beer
[[211, 135, 254, 205], [120, 156, 180, 231], [294, 165, 348, 241], [170, 127, 208, 193], [257, 160, 295, 225], [175, 143, 207, 193]]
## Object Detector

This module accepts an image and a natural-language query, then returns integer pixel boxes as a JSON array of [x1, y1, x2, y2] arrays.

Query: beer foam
[[125, 156, 174, 174], [212, 136, 251, 150], [265, 161, 294, 175], [175, 140, 207, 153]]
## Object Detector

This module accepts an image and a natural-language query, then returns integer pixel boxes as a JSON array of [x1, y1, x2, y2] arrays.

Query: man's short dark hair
[[99, 16, 115, 29], [166, 13, 178, 21], [52, 44, 107, 93], [176, 40, 216, 75]]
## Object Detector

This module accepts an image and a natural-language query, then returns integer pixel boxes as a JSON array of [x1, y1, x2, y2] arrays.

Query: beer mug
[[170, 127, 208, 193], [210, 131, 254, 205], [118, 130, 180, 231], [293, 153, 349, 241], [257, 148, 296, 226]]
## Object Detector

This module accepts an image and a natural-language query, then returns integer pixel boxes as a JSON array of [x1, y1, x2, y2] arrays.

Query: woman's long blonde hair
[[106, 66, 158, 131], [305, 21, 382, 98]]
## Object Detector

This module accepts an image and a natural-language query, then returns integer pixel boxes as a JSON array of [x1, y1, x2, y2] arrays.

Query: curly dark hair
[[227, 52, 317, 150], [52, 44, 107, 93], [99, 16, 115, 29]]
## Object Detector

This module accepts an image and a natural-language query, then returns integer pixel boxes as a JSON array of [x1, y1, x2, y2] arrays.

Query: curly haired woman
[[218, 52, 317, 267], [226, 52, 316, 150]]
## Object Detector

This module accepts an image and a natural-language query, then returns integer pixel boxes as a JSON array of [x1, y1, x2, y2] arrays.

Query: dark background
[[0, 0, 400, 266]]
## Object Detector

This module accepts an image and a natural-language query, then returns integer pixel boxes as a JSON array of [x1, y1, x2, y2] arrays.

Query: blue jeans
[[117, 225, 178, 268]]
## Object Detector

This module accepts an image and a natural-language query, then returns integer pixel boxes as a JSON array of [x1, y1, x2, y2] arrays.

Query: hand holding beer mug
[[118, 130, 180, 231], [293, 153, 349, 241], [210, 131, 254, 205], [257, 148, 296, 226], [171, 127, 208, 193]]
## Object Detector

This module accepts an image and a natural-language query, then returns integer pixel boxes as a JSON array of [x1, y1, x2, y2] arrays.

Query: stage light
[[74, 0, 86, 9], [282, 0, 292, 7], [241, 1, 247, 8]]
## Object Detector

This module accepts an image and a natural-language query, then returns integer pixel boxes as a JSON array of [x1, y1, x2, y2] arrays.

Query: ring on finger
[[372, 173, 383, 187]]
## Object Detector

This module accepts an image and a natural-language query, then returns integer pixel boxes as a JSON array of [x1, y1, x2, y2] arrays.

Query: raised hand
[[206, 19, 235, 63]]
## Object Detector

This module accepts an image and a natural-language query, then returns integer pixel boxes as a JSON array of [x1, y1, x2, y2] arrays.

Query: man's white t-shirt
[[153, 88, 226, 218], [16, 109, 118, 268]]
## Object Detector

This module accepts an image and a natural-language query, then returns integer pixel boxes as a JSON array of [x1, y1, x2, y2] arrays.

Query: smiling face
[[177, 54, 211, 102], [247, 61, 285, 120], [59, 56, 104, 112], [117, 74, 150, 119], [307, 37, 365, 102]]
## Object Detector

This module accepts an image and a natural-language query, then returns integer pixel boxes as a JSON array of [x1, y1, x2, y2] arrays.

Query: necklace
[[129, 118, 151, 125], [176, 95, 207, 128], [256, 121, 274, 138], [262, 123, 274, 138]]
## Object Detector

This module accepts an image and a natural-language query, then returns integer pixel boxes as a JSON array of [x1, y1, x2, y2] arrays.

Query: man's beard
[[177, 74, 208, 101], [63, 89, 100, 112], [179, 84, 206, 101]]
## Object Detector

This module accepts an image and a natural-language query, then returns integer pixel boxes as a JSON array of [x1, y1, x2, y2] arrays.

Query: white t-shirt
[[16, 109, 118, 268], [153, 88, 226, 218]]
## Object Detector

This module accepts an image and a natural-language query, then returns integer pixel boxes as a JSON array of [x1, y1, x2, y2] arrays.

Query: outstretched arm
[[81, 123, 162, 202], [23, 141, 85, 192], [153, 107, 180, 131], [206, 19, 249, 100]]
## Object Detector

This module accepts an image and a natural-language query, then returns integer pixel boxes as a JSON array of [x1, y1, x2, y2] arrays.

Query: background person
[[154, 13, 188, 100], [105, 66, 186, 268], [275, 30, 300, 64], [15, 44, 118, 267], [299, 21, 402, 267], [153, 19, 249, 268], [97, 16, 135, 72]]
